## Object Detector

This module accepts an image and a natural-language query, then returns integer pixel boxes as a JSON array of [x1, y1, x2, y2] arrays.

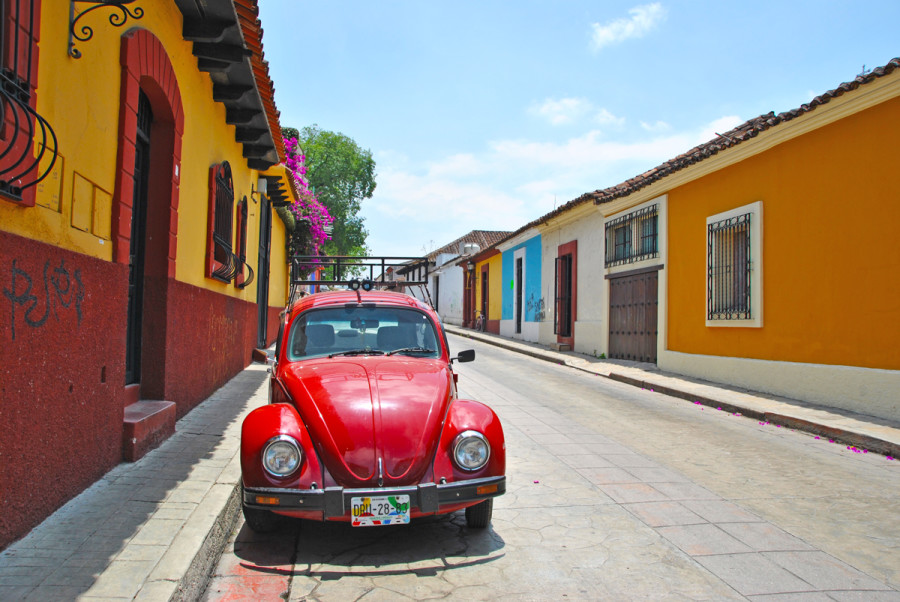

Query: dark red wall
[[0, 230, 281, 548], [0, 231, 127, 549], [267, 305, 281, 347], [161, 279, 258, 420]]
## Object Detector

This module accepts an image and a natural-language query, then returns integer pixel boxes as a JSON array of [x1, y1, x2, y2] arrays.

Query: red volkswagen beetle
[[240, 288, 505, 532]]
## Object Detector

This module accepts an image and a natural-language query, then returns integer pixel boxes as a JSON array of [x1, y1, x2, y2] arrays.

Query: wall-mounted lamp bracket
[[69, 1, 144, 59], [250, 176, 268, 203]]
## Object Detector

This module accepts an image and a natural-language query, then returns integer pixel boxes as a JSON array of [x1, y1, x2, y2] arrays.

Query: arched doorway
[[114, 29, 183, 403]]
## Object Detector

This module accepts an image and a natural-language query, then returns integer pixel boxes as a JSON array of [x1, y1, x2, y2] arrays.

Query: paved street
[[202, 333, 900, 601]]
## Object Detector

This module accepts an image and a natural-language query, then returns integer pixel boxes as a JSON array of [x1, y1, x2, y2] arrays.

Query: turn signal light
[[476, 484, 498, 495], [255, 496, 280, 506]]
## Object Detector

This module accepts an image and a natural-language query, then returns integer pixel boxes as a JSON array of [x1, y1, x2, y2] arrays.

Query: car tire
[[242, 503, 281, 533], [465, 498, 493, 528]]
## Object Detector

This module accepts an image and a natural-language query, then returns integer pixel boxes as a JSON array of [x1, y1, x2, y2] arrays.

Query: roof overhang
[[258, 164, 297, 207], [175, 0, 284, 170], [497, 228, 540, 252]]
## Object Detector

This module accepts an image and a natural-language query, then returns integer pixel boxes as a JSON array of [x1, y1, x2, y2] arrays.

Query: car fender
[[240, 403, 322, 489], [433, 398, 505, 482]]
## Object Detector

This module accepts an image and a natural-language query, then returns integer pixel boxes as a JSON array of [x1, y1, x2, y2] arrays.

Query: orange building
[[0, 1, 296, 549], [589, 59, 899, 421]]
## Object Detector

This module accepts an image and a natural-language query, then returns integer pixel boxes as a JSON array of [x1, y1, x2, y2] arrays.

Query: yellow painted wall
[[0, 2, 288, 306], [269, 210, 290, 306], [667, 95, 900, 370], [474, 254, 503, 321]]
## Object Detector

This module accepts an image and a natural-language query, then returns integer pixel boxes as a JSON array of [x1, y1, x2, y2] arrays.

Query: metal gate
[[608, 268, 658, 363]]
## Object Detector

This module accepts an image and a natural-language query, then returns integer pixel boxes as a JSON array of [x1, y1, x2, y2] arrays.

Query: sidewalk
[[0, 362, 270, 601], [445, 324, 900, 459]]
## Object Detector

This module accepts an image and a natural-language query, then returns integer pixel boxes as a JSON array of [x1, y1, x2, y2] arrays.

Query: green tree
[[284, 125, 376, 258]]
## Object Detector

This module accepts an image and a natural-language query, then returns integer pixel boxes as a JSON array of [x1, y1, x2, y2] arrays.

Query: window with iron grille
[[206, 161, 237, 282], [706, 201, 762, 326], [235, 196, 255, 289], [0, 0, 58, 205], [605, 204, 658, 267]]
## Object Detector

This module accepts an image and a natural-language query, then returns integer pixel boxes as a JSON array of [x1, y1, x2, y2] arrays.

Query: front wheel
[[465, 498, 493, 528], [242, 503, 281, 533]]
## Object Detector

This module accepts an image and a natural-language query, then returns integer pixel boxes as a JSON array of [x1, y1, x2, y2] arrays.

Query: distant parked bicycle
[[474, 309, 486, 332]]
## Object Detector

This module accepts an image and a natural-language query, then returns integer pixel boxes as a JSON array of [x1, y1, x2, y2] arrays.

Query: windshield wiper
[[386, 347, 436, 356], [328, 349, 386, 358]]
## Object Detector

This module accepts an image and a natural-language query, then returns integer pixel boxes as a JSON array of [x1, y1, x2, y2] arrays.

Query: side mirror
[[452, 349, 475, 363]]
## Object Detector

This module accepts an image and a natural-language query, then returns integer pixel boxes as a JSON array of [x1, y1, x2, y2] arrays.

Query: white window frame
[[706, 201, 763, 328]]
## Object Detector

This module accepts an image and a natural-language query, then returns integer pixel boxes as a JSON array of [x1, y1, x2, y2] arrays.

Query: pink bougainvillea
[[283, 137, 333, 267]]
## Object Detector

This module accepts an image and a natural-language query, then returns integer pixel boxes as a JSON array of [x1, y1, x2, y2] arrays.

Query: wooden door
[[608, 269, 658, 363]]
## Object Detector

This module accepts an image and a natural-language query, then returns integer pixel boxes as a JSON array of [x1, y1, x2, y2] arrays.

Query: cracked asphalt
[[201, 334, 900, 601]]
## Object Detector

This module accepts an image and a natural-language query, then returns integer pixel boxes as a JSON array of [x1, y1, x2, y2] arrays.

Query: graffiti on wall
[[526, 294, 546, 323], [3, 259, 85, 341]]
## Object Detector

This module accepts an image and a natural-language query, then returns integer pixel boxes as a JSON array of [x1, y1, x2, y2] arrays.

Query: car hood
[[283, 357, 452, 487]]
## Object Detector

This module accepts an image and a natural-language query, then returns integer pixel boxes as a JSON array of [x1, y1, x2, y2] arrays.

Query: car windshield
[[287, 305, 442, 361]]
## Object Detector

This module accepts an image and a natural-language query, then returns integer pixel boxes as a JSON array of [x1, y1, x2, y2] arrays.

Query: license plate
[[350, 495, 411, 527]]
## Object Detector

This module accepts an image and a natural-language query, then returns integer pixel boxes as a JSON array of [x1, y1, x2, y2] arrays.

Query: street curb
[[170, 483, 242, 602], [448, 327, 899, 459], [606, 372, 766, 420]]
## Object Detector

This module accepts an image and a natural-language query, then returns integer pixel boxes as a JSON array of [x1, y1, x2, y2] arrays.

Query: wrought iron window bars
[[605, 204, 659, 268], [707, 212, 752, 320], [235, 197, 255, 289], [1, 0, 58, 202]]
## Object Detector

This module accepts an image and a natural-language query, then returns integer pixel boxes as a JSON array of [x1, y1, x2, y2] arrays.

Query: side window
[[706, 201, 762, 327], [206, 161, 237, 282]]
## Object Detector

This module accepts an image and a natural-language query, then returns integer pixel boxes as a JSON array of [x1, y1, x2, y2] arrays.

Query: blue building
[[499, 230, 542, 342]]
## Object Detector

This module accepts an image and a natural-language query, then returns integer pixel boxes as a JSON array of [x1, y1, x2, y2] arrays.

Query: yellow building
[[472, 249, 504, 334], [0, 0, 295, 549]]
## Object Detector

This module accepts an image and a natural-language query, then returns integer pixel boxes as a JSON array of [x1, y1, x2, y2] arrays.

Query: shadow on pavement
[[231, 510, 505, 580]]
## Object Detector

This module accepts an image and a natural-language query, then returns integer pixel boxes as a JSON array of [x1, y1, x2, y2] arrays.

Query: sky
[[257, 1, 899, 257]]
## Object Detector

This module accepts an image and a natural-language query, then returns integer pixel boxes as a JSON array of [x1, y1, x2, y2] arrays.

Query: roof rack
[[291, 255, 429, 286]]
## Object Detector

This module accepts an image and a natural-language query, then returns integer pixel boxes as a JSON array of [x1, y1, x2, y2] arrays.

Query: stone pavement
[[0, 363, 270, 601], [1, 327, 897, 601], [445, 324, 900, 459]]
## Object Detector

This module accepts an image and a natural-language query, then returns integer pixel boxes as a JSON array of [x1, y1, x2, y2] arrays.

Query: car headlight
[[262, 435, 302, 477], [452, 430, 490, 471]]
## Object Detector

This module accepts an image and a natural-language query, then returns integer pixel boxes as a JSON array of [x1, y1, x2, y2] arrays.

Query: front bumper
[[243, 475, 506, 518]]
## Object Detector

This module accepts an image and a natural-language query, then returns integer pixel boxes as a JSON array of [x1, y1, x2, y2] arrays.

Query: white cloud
[[594, 108, 626, 127], [363, 115, 742, 255], [640, 119, 671, 132], [591, 3, 667, 51], [531, 98, 624, 127], [530, 97, 593, 125], [425, 153, 485, 178]]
